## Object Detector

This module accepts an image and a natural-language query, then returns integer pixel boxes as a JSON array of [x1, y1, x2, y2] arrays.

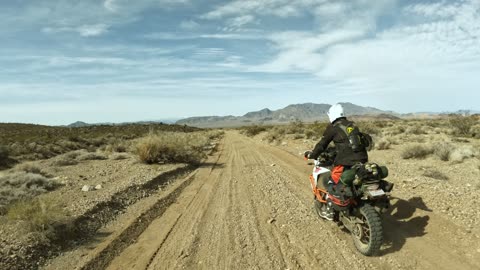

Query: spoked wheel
[[352, 204, 383, 256]]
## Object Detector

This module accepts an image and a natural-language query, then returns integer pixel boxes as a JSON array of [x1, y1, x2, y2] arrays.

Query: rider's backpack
[[334, 122, 372, 152]]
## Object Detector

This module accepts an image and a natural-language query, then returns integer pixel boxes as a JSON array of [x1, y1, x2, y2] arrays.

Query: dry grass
[[401, 144, 434, 159], [385, 125, 406, 136], [406, 124, 427, 135], [358, 121, 381, 135], [14, 163, 51, 177], [50, 152, 80, 166], [0, 123, 200, 162], [7, 197, 67, 232], [471, 124, 480, 139], [0, 172, 60, 211], [450, 146, 476, 163], [103, 139, 130, 153], [76, 152, 107, 161], [433, 142, 455, 161], [135, 132, 210, 164], [376, 138, 391, 150]]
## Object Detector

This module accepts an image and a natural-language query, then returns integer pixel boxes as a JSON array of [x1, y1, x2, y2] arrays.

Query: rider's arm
[[309, 124, 335, 159]]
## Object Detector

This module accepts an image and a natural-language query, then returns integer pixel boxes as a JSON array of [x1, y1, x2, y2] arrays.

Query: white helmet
[[327, 103, 345, 123]]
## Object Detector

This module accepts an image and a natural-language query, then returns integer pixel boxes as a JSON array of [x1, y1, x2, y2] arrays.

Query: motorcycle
[[306, 148, 393, 256]]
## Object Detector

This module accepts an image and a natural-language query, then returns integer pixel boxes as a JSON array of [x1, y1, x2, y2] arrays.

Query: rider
[[306, 103, 369, 219]]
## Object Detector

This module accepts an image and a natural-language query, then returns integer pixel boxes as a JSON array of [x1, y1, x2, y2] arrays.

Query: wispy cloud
[[78, 24, 109, 37], [103, 0, 118, 12], [1, 0, 479, 124], [143, 32, 265, 40], [179, 20, 200, 30], [227, 15, 256, 28]]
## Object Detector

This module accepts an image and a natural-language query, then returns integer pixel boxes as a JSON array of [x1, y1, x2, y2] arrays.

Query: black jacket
[[309, 117, 368, 166]]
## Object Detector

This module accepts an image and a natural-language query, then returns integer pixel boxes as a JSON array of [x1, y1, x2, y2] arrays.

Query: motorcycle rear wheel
[[352, 204, 383, 256]]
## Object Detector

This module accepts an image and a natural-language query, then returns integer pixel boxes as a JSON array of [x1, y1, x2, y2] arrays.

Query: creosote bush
[[135, 132, 209, 164], [401, 144, 434, 159], [449, 115, 476, 137]]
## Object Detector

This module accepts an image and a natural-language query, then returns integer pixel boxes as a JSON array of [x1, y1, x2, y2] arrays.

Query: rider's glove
[[304, 150, 312, 159]]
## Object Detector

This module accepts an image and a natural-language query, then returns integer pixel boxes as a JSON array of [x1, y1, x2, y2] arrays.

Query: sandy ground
[[48, 131, 480, 270]]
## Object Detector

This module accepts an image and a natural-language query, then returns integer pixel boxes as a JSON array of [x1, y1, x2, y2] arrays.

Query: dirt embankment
[[46, 131, 480, 270]]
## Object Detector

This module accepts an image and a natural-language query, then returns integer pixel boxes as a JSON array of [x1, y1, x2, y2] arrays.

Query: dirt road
[[101, 132, 479, 270]]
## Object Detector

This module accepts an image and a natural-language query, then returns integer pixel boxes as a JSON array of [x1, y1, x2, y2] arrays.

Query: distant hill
[[66, 119, 179, 127], [68, 121, 90, 127], [176, 102, 398, 128]]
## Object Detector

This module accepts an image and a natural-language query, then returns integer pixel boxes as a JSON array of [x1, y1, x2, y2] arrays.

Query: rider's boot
[[319, 195, 334, 221]]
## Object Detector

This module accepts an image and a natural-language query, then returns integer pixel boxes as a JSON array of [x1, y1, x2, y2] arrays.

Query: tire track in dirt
[[104, 131, 479, 270]]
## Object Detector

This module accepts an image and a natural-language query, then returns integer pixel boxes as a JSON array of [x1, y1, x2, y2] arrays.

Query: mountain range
[[66, 104, 478, 128], [175, 102, 398, 128]]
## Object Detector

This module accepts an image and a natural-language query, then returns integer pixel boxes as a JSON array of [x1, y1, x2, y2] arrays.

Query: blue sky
[[1, 0, 479, 125]]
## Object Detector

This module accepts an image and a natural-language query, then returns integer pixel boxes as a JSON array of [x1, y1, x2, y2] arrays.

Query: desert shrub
[[109, 153, 129, 160], [56, 140, 79, 151], [242, 125, 267, 137], [308, 121, 328, 134], [305, 129, 315, 139], [50, 151, 82, 166], [376, 138, 391, 150], [265, 132, 279, 143], [14, 163, 50, 177], [388, 125, 406, 135], [135, 132, 208, 164], [433, 142, 455, 161], [450, 146, 476, 163], [406, 125, 426, 135], [292, 133, 304, 140], [7, 197, 67, 231], [206, 130, 225, 140], [471, 124, 480, 139], [0, 172, 60, 209], [425, 120, 440, 128], [375, 121, 389, 128], [285, 120, 305, 134], [422, 169, 449, 180], [67, 135, 85, 143], [76, 152, 107, 161], [449, 115, 476, 136], [0, 145, 10, 159], [358, 121, 381, 135], [265, 126, 287, 143], [104, 138, 130, 153], [0, 145, 11, 167], [401, 144, 434, 159]]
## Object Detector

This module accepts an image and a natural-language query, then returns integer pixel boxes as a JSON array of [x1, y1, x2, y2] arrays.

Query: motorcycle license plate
[[369, 189, 385, 197]]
